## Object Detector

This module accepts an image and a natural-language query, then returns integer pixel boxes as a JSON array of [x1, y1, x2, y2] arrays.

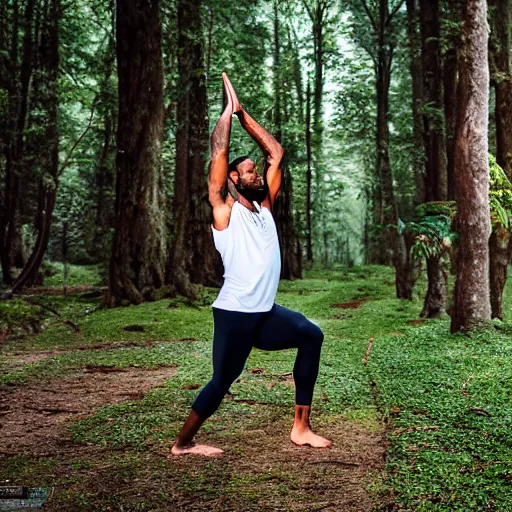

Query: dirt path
[[0, 366, 175, 456]]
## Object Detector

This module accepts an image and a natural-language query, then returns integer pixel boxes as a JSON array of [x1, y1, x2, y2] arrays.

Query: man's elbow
[[268, 146, 285, 166]]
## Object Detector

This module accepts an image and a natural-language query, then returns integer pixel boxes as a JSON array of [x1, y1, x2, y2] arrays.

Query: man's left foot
[[290, 427, 332, 448]]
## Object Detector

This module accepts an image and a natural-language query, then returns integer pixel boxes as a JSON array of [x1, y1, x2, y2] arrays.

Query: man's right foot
[[290, 427, 332, 448], [170, 443, 224, 457]]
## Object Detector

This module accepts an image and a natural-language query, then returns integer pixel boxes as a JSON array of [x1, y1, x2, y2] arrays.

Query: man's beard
[[230, 178, 268, 204]]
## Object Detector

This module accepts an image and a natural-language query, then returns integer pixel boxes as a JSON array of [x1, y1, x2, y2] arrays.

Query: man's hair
[[228, 155, 251, 175]]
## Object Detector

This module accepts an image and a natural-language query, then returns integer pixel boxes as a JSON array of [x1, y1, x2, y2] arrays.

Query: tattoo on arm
[[237, 109, 283, 162], [211, 107, 232, 155]]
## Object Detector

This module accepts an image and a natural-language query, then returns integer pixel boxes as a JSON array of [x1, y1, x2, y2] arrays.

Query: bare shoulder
[[212, 201, 234, 231]]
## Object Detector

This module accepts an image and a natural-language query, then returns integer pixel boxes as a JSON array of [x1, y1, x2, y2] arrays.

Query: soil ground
[[1, 351, 384, 511]]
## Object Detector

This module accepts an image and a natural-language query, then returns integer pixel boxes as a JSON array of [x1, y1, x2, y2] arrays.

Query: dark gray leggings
[[192, 304, 324, 419]]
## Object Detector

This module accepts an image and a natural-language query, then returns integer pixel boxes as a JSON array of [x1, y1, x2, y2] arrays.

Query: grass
[[1, 263, 512, 510]]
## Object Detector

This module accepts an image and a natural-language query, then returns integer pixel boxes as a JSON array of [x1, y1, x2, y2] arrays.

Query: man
[[171, 73, 331, 456]]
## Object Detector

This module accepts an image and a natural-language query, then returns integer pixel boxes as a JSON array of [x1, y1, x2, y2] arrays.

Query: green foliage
[[369, 321, 512, 511], [0, 299, 45, 335], [489, 154, 512, 229], [415, 201, 457, 218], [407, 214, 454, 261]]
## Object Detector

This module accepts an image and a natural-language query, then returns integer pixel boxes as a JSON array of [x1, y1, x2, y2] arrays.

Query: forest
[[1, 0, 512, 511]]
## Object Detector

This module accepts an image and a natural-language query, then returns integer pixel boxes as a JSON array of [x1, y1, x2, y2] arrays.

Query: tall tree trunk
[[303, 0, 333, 263], [272, 0, 301, 280], [167, 0, 222, 297], [375, 1, 402, 291], [451, 0, 491, 333], [443, 0, 462, 202], [305, 81, 313, 264], [107, 0, 166, 306], [11, 0, 60, 292], [312, 5, 324, 263], [489, 226, 509, 320], [420, 0, 448, 202], [289, 28, 304, 126], [375, 33, 395, 266], [489, 0, 512, 319], [419, 0, 449, 317], [376, 39, 407, 297], [420, 254, 446, 317], [405, 0, 425, 207]]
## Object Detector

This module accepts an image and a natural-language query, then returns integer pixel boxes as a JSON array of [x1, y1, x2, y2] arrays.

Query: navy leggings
[[192, 304, 324, 419]]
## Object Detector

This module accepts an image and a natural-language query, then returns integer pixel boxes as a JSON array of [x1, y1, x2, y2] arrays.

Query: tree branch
[[359, 0, 378, 32], [301, 0, 314, 22], [58, 103, 95, 178], [386, 0, 406, 26]]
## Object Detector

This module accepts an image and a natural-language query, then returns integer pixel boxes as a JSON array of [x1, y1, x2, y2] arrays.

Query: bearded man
[[171, 73, 331, 456]]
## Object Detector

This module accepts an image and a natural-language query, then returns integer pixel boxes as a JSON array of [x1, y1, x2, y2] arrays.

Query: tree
[[405, 0, 425, 206], [107, 0, 167, 306], [167, 0, 222, 298], [302, 0, 336, 263], [450, 0, 491, 333], [442, 0, 462, 201], [11, 0, 61, 292], [272, 1, 302, 280]]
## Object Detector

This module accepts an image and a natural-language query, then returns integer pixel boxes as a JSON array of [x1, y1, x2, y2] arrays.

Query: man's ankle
[[173, 440, 193, 449]]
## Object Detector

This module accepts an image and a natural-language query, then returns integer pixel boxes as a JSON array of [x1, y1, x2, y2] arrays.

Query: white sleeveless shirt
[[211, 201, 281, 312]]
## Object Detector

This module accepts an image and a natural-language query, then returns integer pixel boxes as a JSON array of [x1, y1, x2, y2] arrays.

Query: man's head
[[228, 155, 267, 204]]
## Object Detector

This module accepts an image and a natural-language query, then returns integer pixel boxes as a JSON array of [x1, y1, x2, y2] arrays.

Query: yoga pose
[[171, 73, 332, 456]]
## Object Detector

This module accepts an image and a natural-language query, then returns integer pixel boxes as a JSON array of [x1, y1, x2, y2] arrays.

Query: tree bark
[[167, 0, 222, 297], [275, 167, 302, 279], [305, 81, 313, 264], [489, 0, 512, 319], [405, 0, 425, 207], [451, 0, 491, 333], [420, 254, 446, 317], [489, 226, 509, 320], [443, 1, 462, 202], [419, 0, 448, 203], [106, 0, 167, 306]]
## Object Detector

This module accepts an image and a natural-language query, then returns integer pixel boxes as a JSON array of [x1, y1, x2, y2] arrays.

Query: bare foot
[[170, 443, 224, 457], [290, 427, 332, 448]]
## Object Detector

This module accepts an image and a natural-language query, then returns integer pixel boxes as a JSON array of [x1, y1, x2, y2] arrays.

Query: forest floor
[[1, 266, 511, 511]]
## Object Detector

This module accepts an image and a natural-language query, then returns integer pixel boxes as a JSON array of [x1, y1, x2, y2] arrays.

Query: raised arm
[[236, 108, 284, 210], [208, 73, 237, 230]]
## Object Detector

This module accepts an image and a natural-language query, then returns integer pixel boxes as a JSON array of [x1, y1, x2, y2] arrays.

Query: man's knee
[[298, 318, 324, 346]]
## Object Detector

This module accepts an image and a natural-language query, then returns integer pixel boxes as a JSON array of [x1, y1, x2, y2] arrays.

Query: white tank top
[[211, 200, 281, 312]]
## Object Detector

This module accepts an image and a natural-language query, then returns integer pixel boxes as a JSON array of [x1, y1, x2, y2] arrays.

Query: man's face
[[232, 159, 264, 189]]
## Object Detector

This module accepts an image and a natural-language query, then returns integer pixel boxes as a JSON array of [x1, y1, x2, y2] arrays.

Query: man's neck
[[227, 180, 256, 211]]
